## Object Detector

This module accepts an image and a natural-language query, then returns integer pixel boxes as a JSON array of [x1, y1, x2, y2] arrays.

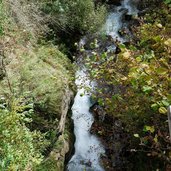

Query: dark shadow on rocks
[[90, 103, 131, 171]]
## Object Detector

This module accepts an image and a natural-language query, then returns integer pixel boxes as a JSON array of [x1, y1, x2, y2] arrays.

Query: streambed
[[67, 0, 138, 170]]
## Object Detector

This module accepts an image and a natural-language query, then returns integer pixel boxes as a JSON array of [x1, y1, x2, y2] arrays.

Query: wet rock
[[90, 103, 129, 170], [115, 46, 121, 54], [119, 7, 128, 13], [106, 0, 122, 6], [119, 8, 133, 22], [90, 102, 106, 122], [118, 27, 130, 37], [79, 33, 122, 60], [125, 14, 132, 21]]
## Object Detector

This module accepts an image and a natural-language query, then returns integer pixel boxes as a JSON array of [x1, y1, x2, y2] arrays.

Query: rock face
[[0, 56, 5, 79]]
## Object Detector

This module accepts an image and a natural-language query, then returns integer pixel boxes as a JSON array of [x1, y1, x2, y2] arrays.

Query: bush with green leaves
[[0, 98, 49, 170], [164, 0, 171, 7], [40, 0, 106, 33]]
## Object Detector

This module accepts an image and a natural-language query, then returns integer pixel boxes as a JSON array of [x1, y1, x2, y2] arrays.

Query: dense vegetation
[[0, 0, 107, 170], [0, 98, 48, 170], [85, 1, 171, 170], [39, 0, 106, 33], [0, 0, 171, 170]]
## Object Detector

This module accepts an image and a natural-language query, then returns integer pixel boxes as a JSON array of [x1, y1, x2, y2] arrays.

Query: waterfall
[[67, 69, 104, 171], [67, 0, 138, 170]]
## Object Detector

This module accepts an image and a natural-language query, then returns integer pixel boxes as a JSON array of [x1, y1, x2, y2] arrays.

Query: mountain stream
[[67, 0, 138, 170]]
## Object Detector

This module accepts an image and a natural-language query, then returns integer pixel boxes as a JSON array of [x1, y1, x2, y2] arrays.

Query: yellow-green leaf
[[156, 67, 168, 75], [134, 134, 139, 138], [144, 125, 155, 133], [164, 38, 171, 47], [159, 107, 167, 114], [154, 135, 158, 143], [122, 51, 131, 59]]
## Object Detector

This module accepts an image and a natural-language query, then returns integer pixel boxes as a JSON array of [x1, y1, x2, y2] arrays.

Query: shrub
[[0, 98, 48, 170], [40, 0, 107, 33], [164, 0, 171, 7]]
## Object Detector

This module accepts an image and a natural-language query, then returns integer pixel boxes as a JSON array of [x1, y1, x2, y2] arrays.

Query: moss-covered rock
[[1, 41, 73, 116], [34, 134, 69, 171]]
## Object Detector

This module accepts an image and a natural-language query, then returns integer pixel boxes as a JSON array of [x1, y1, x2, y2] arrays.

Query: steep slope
[[0, 1, 74, 170]]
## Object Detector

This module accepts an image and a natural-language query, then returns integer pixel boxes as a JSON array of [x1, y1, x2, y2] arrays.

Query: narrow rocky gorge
[[1, 0, 170, 170], [67, 0, 139, 170]]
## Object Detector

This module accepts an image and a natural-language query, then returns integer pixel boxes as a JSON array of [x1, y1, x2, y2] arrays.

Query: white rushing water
[[103, 6, 124, 41], [122, 0, 138, 15], [103, 0, 138, 41], [67, 69, 105, 171], [67, 0, 138, 170]]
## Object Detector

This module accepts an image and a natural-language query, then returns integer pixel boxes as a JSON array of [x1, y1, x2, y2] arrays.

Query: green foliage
[[164, 0, 171, 7], [0, 42, 74, 118], [0, 5, 75, 170], [85, 2, 171, 168], [0, 98, 48, 170], [40, 0, 106, 33]]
